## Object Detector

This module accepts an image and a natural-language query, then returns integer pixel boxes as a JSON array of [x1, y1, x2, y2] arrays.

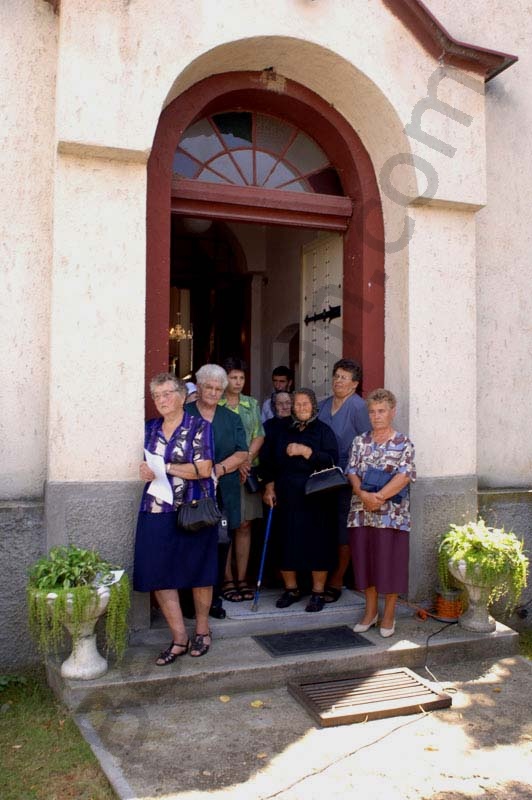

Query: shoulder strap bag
[[177, 462, 222, 532]]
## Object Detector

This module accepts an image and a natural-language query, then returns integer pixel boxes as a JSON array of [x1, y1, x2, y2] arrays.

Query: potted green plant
[[27, 545, 130, 679], [438, 519, 528, 632]]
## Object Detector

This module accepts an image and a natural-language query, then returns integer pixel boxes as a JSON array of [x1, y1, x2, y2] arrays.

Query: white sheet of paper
[[144, 449, 174, 505]]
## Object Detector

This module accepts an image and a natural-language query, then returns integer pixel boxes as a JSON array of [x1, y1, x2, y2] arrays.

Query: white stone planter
[[46, 585, 110, 680], [45, 570, 124, 680], [447, 559, 497, 633]]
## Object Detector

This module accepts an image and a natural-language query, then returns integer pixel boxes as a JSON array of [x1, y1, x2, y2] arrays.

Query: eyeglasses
[[152, 390, 179, 401], [333, 374, 353, 382]]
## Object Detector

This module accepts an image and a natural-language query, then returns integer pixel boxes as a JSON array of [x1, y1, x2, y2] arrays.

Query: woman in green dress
[[186, 363, 249, 609]]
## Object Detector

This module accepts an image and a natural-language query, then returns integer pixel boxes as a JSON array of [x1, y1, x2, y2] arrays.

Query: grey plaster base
[[0, 500, 45, 669], [479, 488, 532, 626], [409, 475, 477, 601], [44, 480, 149, 631]]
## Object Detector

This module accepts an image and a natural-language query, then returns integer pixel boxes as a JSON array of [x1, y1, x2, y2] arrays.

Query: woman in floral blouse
[[347, 388, 416, 638], [133, 373, 216, 663]]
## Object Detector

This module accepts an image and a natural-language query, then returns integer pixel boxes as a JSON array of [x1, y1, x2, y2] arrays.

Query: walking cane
[[251, 505, 274, 612]]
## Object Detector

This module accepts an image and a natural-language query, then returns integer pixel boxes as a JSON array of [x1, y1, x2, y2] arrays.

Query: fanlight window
[[173, 111, 344, 196]]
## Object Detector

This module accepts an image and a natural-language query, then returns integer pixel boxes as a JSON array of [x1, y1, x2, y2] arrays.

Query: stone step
[[46, 590, 519, 712]]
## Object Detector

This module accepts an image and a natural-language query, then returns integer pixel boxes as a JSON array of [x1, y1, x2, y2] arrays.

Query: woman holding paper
[[133, 373, 216, 663], [346, 389, 416, 638]]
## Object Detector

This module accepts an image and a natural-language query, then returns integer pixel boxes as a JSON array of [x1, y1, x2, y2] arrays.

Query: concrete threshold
[[46, 590, 519, 712]]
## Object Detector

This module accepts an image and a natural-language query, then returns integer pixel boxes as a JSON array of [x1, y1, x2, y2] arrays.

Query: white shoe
[[353, 613, 378, 633], [379, 622, 396, 638]]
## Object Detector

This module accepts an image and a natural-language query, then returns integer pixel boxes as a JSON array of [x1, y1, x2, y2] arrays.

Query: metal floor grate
[[253, 625, 374, 657], [288, 667, 452, 726]]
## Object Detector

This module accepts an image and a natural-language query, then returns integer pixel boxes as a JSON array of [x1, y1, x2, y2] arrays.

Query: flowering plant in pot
[[27, 545, 130, 679], [438, 519, 528, 632]]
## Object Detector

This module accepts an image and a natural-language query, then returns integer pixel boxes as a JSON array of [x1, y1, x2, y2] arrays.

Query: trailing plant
[[27, 545, 130, 660], [438, 519, 528, 614]]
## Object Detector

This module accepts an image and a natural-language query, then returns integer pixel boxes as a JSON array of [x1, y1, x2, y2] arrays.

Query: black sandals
[[221, 580, 244, 602], [237, 581, 255, 601], [323, 586, 342, 603], [155, 639, 190, 666], [275, 588, 302, 608], [190, 631, 212, 657], [305, 592, 325, 613]]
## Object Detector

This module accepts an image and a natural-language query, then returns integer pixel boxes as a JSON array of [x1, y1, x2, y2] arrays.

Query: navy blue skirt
[[133, 511, 218, 592]]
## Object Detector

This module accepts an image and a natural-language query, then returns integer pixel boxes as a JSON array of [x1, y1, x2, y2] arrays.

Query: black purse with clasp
[[305, 464, 348, 495], [177, 463, 222, 532]]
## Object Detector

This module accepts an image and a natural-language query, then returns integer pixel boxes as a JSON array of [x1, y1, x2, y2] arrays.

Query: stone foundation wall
[[409, 475, 478, 602], [0, 501, 45, 669], [478, 489, 532, 628]]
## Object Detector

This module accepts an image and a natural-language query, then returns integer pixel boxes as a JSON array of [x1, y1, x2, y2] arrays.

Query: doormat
[[253, 625, 374, 657], [288, 667, 452, 726]]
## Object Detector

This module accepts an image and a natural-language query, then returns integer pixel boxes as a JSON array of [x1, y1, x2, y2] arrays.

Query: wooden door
[[300, 233, 343, 401]]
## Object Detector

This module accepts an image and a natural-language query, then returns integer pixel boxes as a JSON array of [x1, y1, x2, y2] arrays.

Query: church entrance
[[146, 72, 384, 414]]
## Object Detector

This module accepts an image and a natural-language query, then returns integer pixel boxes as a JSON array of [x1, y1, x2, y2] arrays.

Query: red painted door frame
[[146, 72, 384, 410]]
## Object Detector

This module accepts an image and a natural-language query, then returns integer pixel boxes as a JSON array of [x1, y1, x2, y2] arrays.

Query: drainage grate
[[253, 625, 374, 657], [288, 667, 452, 726]]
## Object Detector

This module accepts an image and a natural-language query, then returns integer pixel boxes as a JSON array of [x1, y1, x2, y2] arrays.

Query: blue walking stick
[[251, 505, 274, 612]]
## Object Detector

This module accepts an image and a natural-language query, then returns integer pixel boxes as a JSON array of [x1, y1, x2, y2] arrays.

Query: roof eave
[[384, 0, 518, 81]]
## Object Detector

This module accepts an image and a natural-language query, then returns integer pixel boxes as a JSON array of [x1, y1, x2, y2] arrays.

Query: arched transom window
[[173, 111, 344, 196]]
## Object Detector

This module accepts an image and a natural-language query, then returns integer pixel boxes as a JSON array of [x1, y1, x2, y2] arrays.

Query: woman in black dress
[[262, 388, 339, 613]]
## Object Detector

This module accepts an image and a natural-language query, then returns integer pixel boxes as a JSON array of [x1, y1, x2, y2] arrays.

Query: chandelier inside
[[169, 314, 193, 342]]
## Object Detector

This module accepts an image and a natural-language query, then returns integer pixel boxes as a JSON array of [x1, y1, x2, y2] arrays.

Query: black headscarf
[[291, 387, 319, 430]]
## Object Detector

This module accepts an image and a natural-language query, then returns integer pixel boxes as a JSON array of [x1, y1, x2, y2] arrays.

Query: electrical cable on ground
[[260, 711, 428, 800]]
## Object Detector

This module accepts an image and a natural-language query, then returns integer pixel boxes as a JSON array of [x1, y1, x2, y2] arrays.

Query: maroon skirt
[[349, 526, 409, 594]]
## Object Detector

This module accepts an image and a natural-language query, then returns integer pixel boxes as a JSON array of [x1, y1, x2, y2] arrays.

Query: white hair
[[195, 363, 228, 390]]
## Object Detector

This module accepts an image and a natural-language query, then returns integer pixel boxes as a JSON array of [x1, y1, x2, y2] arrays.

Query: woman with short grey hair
[[195, 363, 228, 392], [186, 364, 248, 608], [133, 372, 216, 662]]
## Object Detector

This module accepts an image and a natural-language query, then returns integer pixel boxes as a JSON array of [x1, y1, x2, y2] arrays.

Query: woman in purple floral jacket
[[347, 388, 416, 639], [133, 373, 216, 663]]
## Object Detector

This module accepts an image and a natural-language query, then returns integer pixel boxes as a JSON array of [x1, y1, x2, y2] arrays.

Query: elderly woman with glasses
[[317, 358, 370, 603], [133, 373, 216, 663], [262, 388, 339, 612]]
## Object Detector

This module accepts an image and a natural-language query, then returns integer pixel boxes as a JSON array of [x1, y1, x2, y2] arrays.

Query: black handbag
[[360, 466, 408, 504], [178, 495, 222, 531], [244, 466, 262, 494], [177, 465, 222, 531], [305, 465, 348, 495]]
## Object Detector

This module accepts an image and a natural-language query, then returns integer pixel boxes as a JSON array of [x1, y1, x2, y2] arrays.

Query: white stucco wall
[[47, 153, 147, 481], [427, 0, 532, 488], [0, 1, 58, 499], [43, 0, 489, 480], [6, 0, 518, 490], [407, 206, 477, 477]]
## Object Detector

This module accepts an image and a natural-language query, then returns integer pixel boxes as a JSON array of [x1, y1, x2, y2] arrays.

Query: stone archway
[[146, 71, 385, 414]]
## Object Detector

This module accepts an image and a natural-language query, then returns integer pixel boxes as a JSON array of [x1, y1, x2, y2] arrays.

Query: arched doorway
[[169, 217, 250, 377], [146, 72, 384, 412]]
